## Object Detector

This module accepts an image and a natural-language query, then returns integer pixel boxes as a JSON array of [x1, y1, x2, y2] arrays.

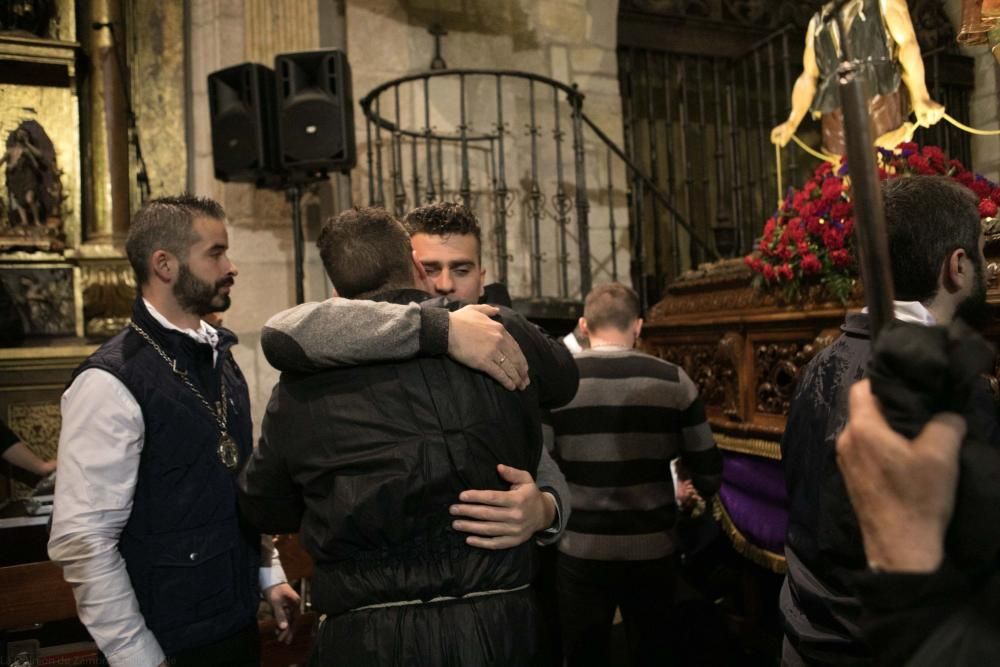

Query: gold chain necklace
[[128, 321, 240, 472]]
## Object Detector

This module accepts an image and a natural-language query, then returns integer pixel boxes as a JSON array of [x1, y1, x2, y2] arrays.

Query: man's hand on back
[[450, 464, 556, 550], [448, 305, 529, 390]]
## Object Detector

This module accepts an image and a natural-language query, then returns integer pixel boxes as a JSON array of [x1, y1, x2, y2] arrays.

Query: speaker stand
[[286, 184, 306, 304]]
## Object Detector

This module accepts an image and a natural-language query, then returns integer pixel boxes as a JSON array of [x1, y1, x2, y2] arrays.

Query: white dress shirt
[[48, 300, 285, 667], [861, 299, 937, 326]]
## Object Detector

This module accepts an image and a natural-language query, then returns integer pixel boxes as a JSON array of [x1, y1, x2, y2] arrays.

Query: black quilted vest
[[72, 298, 259, 656]]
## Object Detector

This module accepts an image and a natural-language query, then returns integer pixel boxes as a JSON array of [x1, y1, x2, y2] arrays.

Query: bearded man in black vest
[[49, 196, 300, 667]]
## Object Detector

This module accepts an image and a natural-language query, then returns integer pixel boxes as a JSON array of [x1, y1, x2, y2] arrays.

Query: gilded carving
[[82, 261, 135, 338], [653, 340, 739, 417], [0, 264, 75, 336], [754, 334, 831, 415], [755, 342, 806, 415]]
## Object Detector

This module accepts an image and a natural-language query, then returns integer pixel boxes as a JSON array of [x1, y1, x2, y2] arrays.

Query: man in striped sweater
[[551, 283, 723, 667]]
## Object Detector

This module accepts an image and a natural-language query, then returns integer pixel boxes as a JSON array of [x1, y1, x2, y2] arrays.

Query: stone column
[[83, 0, 130, 247]]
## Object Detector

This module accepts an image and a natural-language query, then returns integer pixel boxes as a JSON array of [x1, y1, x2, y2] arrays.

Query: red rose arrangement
[[744, 143, 1000, 303]]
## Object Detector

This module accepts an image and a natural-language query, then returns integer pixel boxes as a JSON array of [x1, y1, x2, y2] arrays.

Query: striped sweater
[[551, 347, 722, 561]]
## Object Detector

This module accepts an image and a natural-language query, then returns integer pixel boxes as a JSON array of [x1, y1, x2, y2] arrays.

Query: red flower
[[763, 217, 776, 237], [821, 178, 844, 202], [830, 249, 852, 268], [762, 264, 775, 282], [981, 199, 999, 219], [992, 188, 1000, 205], [788, 218, 806, 244], [822, 227, 845, 250], [829, 201, 852, 220], [907, 153, 933, 175], [776, 263, 794, 281], [805, 216, 824, 235], [801, 254, 822, 275], [921, 145, 945, 161], [969, 179, 993, 200], [958, 171, 975, 187], [899, 141, 919, 153]]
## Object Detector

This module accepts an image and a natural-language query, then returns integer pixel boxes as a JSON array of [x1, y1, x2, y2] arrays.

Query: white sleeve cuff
[[105, 629, 165, 667], [259, 561, 288, 592]]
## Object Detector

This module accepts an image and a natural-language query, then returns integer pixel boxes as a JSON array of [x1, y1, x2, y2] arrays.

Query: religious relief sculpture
[[0, 120, 66, 250], [770, 0, 945, 155], [0, 266, 75, 337]]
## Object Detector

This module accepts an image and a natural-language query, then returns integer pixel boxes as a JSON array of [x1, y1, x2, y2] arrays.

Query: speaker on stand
[[207, 63, 280, 185], [207, 51, 357, 305], [275, 49, 356, 174]]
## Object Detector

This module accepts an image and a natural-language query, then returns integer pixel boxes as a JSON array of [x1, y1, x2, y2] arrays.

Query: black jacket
[[780, 312, 1000, 665], [239, 289, 578, 665]]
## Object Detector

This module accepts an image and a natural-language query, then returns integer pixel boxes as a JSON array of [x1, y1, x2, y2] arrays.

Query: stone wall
[[346, 0, 630, 301]]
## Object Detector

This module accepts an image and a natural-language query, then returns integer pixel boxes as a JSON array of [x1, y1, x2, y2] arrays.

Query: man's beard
[[954, 260, 991, 331], [174, 263, 233, 316]]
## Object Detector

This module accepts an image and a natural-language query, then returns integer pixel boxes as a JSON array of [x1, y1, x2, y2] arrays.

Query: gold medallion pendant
[[218, 432, 240, 472]]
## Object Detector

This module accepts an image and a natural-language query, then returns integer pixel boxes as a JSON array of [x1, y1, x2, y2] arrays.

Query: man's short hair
[[125, 195, 226, 284], [583, 283, 641, 332], [403, 202, 481, 254], [884, 176, 982, 302], [317, 207, 413, 298]]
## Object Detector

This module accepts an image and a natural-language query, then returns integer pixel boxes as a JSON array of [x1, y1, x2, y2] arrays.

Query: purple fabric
[[718, 451, 788, 555]]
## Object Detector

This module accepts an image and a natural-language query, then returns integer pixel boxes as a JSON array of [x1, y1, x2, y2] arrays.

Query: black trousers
[[557, 553, 677, 667]]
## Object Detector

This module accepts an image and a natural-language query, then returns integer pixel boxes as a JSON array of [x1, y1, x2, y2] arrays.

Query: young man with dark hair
[[779, 175, 996, 666], [49, 196, 300, 667], [402, 202, 570, 547], [238, 207, 579, 665], [550, 282, 723, 667], [405, 201, 487, 302]]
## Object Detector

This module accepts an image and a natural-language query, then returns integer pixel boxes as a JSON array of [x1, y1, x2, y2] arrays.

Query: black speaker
[[275, 50, 356, 173], [208, 63, 279, 183]]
